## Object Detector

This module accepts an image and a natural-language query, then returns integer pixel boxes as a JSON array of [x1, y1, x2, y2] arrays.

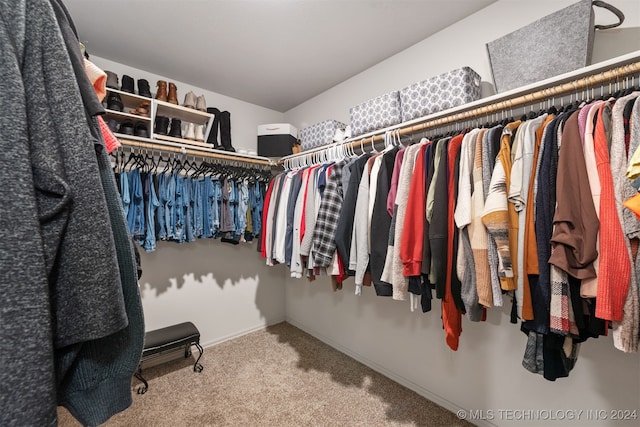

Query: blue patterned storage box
[[300, 120, 346, 151], [350, 91, 402, 137], [399, 67, 481, 122]]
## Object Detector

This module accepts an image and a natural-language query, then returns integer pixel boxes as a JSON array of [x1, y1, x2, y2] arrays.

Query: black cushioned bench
[[134, 321, 204, 394]]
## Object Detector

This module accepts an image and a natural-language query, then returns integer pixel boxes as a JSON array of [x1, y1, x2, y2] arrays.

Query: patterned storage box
[[399, 67, 482, 122], [350, 91, 402, 137], [300, 120, 346, 151]]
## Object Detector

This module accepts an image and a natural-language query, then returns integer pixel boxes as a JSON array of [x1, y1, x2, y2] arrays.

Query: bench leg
[[193, 342, 204, 373], [134, 367, 149, 394]]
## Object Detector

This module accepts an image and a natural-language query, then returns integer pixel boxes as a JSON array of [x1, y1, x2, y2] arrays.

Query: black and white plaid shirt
[[312, 161, 345, 268]]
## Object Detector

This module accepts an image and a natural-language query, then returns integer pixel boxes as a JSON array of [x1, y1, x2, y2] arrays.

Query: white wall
[[91, 56, 285, 153], [284, 0, 640, 129], [282, 1, 640, 426], [138, 239, 285, 348]]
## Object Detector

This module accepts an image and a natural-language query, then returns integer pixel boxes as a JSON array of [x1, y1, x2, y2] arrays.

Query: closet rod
[[118, 137, 274, 166], [280, 53, 640, 164]]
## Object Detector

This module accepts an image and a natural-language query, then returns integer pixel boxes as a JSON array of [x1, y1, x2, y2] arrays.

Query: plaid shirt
[[312, 161, 345, 268]]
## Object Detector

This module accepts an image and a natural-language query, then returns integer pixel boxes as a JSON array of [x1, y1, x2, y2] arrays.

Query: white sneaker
[[184, 122, 196, 140], [195, 124, 205, 142]]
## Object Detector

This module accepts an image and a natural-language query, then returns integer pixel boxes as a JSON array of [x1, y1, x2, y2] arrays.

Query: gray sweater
[[0, 0, 143, 424]]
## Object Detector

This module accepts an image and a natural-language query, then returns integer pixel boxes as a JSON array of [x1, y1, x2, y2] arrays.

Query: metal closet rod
[[118, 138, 274, 166], [279, 56, 640, 165]]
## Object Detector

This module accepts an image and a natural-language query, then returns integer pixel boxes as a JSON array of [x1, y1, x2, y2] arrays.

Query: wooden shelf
[[106, 87, 151, 103], [154, 133, 212, 148], [155, 99, 212, 124], [104, 109, 152, 122]]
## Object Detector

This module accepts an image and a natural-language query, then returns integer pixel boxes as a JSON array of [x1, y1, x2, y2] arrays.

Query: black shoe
[[121, 75, 135, 93], [206, 107, 221, 149], [107, 92, 123, 112], [105, 71, 118, 89], [135, 122, 149, 138], [107, 119, 118, 132], [138, 79, 151, 98], [119, 120, 135, 135], [154, 115, 170, 135], [219, 110, 235, 152], [168, 118, 182, 138]]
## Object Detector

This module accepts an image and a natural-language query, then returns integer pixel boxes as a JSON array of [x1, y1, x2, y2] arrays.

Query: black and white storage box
[[350, 90, 402, 137], [300, 120, 346, 151], [257, 123, 298, 157], [399, 67, 482, 122]]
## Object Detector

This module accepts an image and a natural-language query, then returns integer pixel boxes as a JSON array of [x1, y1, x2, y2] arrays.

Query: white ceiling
[[63, 0, 495, 112]]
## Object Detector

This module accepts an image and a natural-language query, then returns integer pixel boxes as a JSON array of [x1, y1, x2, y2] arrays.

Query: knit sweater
[[401, 142, 430, 277], [610, 92, 640, 351], [482, 126, 504, 307], [482, 121, 521, 291]]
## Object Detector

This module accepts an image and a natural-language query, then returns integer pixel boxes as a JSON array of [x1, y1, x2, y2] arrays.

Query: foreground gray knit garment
[[1, 0, 144, 425]]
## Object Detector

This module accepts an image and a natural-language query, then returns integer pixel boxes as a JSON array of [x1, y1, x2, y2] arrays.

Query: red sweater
[[444, 134, 464, 351], [594, 103, 631, 321], [400, 143, 429, 276]]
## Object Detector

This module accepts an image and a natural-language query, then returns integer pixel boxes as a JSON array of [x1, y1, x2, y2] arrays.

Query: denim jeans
[[143, 173, 160, 252], [249, 181, 263, 237], [237, 180, 249, 235], [120, 170, 130, 217], [202, 177, 214, 238], [157, 173, 167, 240], [126, 168, 145, 242], [174, 173, 185, 243], [165, 173, 176, 241], [184, 177, 195, 243], [193, 178, 204, 239], [212, 179, 222, 235]]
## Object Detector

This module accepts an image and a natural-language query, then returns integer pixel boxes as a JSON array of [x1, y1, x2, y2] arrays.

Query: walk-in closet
[[2, 1, 640, 426]]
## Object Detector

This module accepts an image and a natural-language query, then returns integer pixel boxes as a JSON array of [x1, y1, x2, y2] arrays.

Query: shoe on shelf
[[156, 80, 168, 102], [121, 75, 135, 93], [154, 115, 169, 135], [106, 92, 123, 112], [119, 120, 135, 136], [168, 118, 182, 138], [219, 110, 235, 152], [196, 95, 207, 111], [195, 124, 205, 142], [184, 122, 196, 140], [105, 70, 118, 89], [167, 82, 178, 105], [206, 107, 221, 149], [107, 119, 118, 133], [183, 91, 197, 109], [129, 100, 151, 117], [134, 122, 149, 138], [138, 79, 152, 98]]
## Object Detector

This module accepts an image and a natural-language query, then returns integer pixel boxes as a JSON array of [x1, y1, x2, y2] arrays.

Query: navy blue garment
[[193, 178, 204, 238]]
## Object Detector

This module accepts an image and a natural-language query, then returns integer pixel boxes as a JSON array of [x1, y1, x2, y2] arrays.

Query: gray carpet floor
[[58, 322, 471, 426]]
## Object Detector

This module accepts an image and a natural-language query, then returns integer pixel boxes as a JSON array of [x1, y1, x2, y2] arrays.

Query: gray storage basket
[[487, 0, 624, 93]]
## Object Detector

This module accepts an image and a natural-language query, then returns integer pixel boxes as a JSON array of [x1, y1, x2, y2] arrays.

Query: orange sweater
[[400, 143, 429, 276], [594, 103, 631, 321]]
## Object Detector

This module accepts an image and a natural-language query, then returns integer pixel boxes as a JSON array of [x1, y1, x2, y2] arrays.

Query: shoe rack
[[104, 88, 152, 130], [104, 88, 213, 148], [152, 99, 214, 148]]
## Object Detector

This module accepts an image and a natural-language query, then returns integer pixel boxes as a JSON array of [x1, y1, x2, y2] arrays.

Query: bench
[[134, 321, 204, 394]]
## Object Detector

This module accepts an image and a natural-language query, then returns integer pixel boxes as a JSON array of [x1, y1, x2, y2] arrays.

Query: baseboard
[[285, 317, 497, 427], [200, 316, 286, 349]]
